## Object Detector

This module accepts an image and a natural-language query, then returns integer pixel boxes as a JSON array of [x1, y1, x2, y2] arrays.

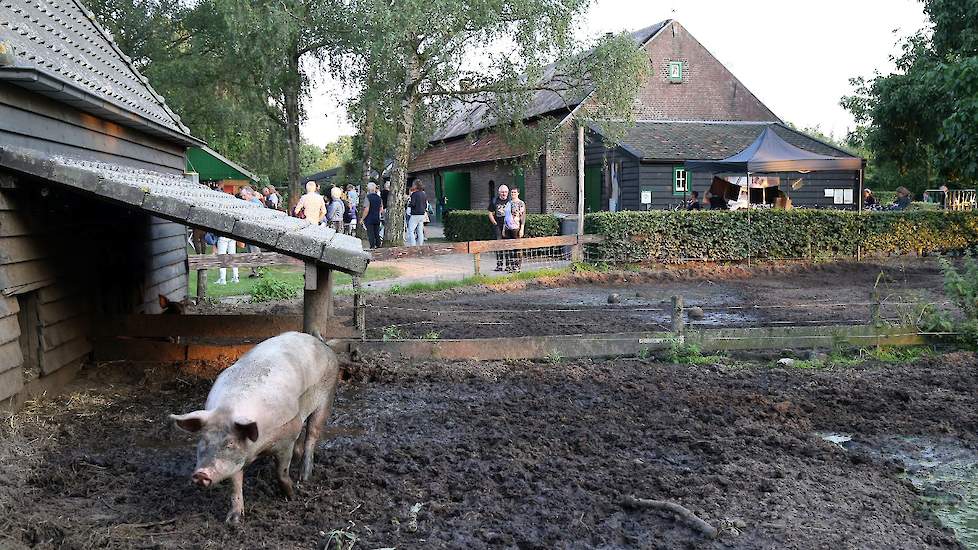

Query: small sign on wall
[[641, 189, 653, 204]]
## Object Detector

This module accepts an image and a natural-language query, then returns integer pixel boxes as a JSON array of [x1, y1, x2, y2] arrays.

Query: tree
[[87, 0, 293, 185], [337, 0, 649, 245], [213, 0, 343, 205], [842, 0, 978, 192]]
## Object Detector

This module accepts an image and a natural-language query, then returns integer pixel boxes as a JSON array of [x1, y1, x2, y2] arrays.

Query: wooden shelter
[[0, 0, 368, 410]]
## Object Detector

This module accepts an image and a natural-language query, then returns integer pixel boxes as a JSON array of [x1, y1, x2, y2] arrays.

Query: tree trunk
[[356, 102, 375, 240], [384, 54, 421, 247], [284, 53, 303, 209]]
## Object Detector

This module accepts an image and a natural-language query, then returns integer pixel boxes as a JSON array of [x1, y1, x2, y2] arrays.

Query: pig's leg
[[226, 470, 245, 524], [292, 426, 307, 463], [299, 391, 335, 482], [273, 439, 296, 500]]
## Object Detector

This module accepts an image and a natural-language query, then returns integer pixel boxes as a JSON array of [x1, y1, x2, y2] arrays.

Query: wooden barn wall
[[583, 132, 640, 212], [0, 82, 186, 175], [0, 183, 188, 406]]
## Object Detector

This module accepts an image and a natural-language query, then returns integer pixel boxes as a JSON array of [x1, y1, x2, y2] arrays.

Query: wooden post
[[353, 276, 366, 341], [473, 252, 481, 275], [196, 269, 207, 301], [303, 262, 334, 339], [870, 290, 882, 328], [574, 123, 585, 262], [671, 295, 685, 335]]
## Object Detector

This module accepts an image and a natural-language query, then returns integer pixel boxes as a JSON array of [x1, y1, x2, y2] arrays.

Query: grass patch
[[190, 264, 400, 299], [780, 346, 935, 369], [386, 267, 569, 296], [665, 341, 725, 365]]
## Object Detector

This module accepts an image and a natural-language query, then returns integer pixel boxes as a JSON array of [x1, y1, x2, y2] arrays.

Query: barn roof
[[0, 145, 369, 274], [187, 146, 259, 183], [0, 0, 199, 146], [411, 132, 525, 173], [429, 20, 671, 143], [603, 121, 860, 163]]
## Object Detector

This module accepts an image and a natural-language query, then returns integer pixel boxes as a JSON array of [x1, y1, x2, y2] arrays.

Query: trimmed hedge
[[584, 210, 978, 264], [443, 210, 561, 242]]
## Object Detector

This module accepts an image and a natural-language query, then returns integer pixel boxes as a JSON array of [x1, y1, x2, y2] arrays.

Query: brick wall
[[412, 157, 546, 214], [545, 124, 579, 213], [633, 22, 780, 122]]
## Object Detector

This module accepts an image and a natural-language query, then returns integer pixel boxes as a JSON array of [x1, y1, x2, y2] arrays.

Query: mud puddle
[[821, 432, 978, 548]]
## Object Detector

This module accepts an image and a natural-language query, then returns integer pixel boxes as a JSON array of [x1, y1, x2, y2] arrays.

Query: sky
[[301, 0, 930, 147]]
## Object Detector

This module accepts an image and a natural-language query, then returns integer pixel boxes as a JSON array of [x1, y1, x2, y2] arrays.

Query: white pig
[[170, 331, 339, 523]]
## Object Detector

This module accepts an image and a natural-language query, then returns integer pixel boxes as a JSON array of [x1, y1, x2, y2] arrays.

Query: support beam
[[302, 262, 334, 339]]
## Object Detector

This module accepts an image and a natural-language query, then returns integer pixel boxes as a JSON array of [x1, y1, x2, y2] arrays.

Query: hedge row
[[583, 210, 978, 264], [443, 210, 561, 241]]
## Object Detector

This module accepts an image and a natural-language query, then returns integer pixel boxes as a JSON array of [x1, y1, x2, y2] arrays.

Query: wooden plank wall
[[0, 183, 188, 406]]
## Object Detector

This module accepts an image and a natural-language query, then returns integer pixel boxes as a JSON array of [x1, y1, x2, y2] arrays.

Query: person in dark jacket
[[361, 182, 384, 249], [487, 184, 510, 271], [686, 191, 702, 210], [406, 181, 428, 246]]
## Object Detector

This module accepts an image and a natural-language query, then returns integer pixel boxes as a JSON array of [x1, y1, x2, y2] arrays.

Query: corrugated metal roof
[[429, 20, 671, 143], [0, 145, 369, 274], [0, 0, 192, 138], [607, 121, 860, 162]]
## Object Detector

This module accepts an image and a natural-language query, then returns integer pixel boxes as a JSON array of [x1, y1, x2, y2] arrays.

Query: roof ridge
[[632, 119, 775, 125], [68, 0, 192, 136]]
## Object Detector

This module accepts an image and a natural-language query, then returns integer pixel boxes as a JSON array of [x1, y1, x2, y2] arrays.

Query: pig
[[170, 331, 339, 523]]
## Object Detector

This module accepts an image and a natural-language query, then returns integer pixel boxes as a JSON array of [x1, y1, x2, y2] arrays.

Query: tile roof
[[429, 20, 671, 142], [0, 145, 369, 274], [610, 121, 860, 162], [0, 0, 193, 139], [410, 132, 525, 173]]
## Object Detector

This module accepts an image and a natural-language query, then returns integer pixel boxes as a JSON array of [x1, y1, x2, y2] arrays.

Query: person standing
[[406, 181, 428, 246], [294, 180, 327, 224], [361, 182, 384, 249], [504, 187, 527, 272], [346, 184, 359, 209], [326, 186, 346, 232], [240, 187, 265, 277], [487, 184, 509, 271]]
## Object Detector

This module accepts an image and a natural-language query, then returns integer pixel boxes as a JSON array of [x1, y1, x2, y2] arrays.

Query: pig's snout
[[191, 470, 213, 488]]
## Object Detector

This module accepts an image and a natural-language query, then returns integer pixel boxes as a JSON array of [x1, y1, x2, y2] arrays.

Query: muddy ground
[[2, 351, 975, 549], [199, 258, 952, 339]]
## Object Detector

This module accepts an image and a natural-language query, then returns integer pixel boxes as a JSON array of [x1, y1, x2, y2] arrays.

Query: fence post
[[353, 276, 366, 340], [671, 295, 685, 335], [473, 252, 481, 276], [870, 290, 882, 328], [196, 269, 207, 301]]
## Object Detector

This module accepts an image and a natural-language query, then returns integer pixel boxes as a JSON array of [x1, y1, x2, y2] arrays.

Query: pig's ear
[[233, 419, 259, 442], [169, 410, 211, 433]]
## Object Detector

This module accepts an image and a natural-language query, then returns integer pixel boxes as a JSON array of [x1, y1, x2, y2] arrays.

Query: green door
[[441, 171, 472, 218], [584, 165, 602, 213], [512, 168, 526, 198]]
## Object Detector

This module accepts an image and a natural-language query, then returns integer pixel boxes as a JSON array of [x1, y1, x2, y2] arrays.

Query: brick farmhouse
[[408, 20, 863, 218]]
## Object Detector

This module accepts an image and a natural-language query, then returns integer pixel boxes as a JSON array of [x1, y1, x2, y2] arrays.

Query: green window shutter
[[668, 61, 683, 83], [673, 167, 688, 196]]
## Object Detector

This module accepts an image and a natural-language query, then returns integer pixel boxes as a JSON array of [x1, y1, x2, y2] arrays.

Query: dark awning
[[685, 127, 863, 173]]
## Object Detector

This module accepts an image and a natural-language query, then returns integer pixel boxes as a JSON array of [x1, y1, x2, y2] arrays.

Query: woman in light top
[[326, 186, 346, 232], [294, 180, 327, 224]]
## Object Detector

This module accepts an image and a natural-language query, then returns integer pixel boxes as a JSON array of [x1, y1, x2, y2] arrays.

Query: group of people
[[293, 180, 391, 248], [681, 188, 793, 211], [488, 181, 527, 272], [863, 186, 930, 211]]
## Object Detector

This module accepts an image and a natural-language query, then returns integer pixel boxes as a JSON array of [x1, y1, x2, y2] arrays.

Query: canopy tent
[[685, 128, 863, 174]]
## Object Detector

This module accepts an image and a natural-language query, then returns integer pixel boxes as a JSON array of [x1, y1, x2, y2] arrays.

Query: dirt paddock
[[200, 258, 953, 339], [2, 350, 976, 549]]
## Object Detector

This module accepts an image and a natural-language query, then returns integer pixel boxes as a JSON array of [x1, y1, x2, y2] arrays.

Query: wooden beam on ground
[[96, 314, 305, 339], [350, 325, 929, 361], [188, 252, 302, 270]]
